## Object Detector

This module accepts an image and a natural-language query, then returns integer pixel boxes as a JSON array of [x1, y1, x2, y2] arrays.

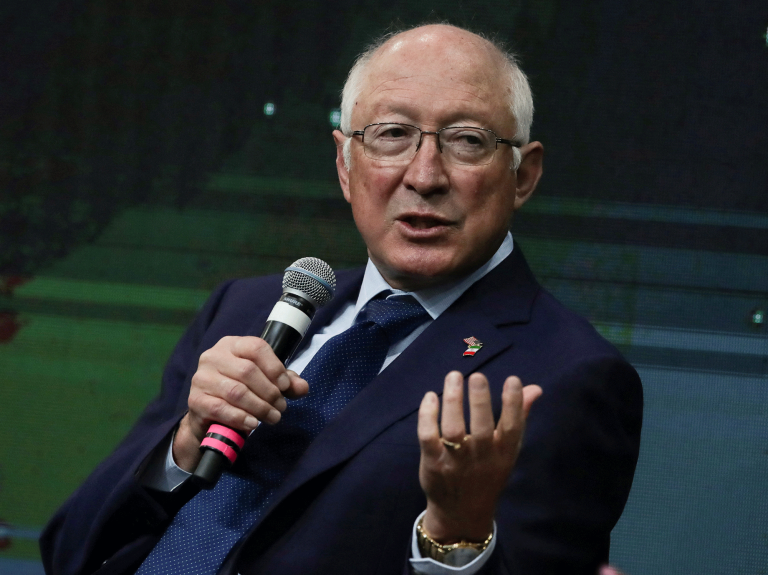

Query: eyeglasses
[[351, 123, 517, 166]]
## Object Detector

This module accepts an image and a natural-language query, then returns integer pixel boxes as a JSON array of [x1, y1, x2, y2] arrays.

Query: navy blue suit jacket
[[41, 247, 643, 575]]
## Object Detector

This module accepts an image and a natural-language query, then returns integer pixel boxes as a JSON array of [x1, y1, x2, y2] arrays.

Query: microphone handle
[[191, 293, 316, 489], [260, 319, 305, 362]]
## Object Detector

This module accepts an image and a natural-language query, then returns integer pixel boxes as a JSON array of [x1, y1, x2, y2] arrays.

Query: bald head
[[339, 25, 533, 156], [331, 23, 544, 291]]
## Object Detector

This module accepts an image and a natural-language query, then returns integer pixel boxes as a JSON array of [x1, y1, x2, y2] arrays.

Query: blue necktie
[[137, 294, 429, 574]]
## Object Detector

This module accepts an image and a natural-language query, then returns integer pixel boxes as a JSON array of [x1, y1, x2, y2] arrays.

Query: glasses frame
[[351, 122, 518, 165]]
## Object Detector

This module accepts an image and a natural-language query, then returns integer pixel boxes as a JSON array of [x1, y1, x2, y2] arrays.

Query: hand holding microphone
[[174, 337, 305, 477], [172, 258, 336, 488]]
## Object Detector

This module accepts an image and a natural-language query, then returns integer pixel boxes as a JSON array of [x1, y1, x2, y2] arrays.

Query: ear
[[333, 129, 352, 203], [513, 141, 544, 210]]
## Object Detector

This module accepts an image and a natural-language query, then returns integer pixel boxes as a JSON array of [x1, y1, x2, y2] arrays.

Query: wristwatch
[[416, 517, 494, 567]]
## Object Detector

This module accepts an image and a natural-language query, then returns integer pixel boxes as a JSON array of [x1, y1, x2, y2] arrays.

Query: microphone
[[191, 257, 336, 489]]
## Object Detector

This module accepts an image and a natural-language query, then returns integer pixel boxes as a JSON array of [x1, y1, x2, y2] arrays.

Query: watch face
[[443, 546, 482, 567]]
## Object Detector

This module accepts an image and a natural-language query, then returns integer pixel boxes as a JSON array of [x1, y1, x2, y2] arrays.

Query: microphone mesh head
[[283, 257, 336, 307]]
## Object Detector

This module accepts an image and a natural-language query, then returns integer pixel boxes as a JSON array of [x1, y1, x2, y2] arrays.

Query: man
[[41, 24, 642, 575]]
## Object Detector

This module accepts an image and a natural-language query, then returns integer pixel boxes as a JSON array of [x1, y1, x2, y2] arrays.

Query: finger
[[189, 386, 280, 431], [521, 384, 543, 418], [230, 336, 292, 393], [417, 391, 442, 459], [190, 365, 282, 425], [467, 372, 494, 441], [440, 371, 466, 441], [283, 370, 309, 399], [494, 376, 524, 448], [213, 355, 285, 408], [203, 355, 287, 415]]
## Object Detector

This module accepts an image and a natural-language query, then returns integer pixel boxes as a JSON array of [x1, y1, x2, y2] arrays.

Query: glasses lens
[[441, 127, 496, 165], [363, 124, 419, 161]]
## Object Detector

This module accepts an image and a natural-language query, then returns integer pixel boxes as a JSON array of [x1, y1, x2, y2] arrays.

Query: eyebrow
[[367, 109, 495, 131]]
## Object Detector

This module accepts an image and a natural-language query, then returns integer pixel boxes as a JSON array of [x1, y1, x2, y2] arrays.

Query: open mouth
[[399, 215, 451, 229]]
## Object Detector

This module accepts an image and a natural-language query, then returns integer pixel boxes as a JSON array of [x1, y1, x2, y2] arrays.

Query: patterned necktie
[[137, 294, 429, 575]]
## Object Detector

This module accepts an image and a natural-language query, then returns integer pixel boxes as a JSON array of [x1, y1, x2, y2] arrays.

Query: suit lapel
[[249, 247, 540, 525]]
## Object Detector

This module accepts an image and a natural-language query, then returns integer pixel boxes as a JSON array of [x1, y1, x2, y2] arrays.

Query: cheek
[[349, 167, 402, 222], [452, 174, 497, 212], [460, 178, 515, 231], [348, 186, 391, 246]]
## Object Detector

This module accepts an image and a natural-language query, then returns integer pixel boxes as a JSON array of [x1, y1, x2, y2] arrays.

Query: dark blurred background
[[1, 1, 766, 572]]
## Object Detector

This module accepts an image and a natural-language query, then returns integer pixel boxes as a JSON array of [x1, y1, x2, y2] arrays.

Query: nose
[[402, 132, 449, 195], [416, 130, 442, 154]]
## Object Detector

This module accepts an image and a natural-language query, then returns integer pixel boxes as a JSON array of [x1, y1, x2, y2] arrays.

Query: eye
[[444, 128, 491, 149], [459, 133, 483, 147], [379, 126, 408, 139]]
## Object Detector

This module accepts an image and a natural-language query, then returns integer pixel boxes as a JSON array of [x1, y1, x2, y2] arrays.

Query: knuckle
[[252, 339, 278, 366], [235, 361, 256, 382], [261, 384, 281, 404], [224, 381, 248, 405], [251, 337, 268, 351], [441, 426, 463, 441], [237, 336, 262, 356], [214, 336, 236, 354], [234, 335, 262, 356], [207, 399, 228, 420], [257, 362, 278, 382], [190, 370, 211, 392], [229, 337, 245, 356], [198, 348, 216, 365], [187, 391, 203, 412], [417, 428, 434, 443]]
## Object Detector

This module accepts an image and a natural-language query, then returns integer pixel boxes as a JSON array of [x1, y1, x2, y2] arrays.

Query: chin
[[376, 248, 466, 291]]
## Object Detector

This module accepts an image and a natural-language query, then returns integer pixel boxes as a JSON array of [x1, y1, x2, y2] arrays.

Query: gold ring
[[441, 435, 470, 450]]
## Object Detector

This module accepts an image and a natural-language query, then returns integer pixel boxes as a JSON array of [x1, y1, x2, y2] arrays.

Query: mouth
[[398, 214, 453, 229], [396, 214, 456, 237]]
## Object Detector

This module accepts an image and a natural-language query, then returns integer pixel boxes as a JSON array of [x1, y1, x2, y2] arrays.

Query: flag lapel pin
[[463, 337, 483, 357]]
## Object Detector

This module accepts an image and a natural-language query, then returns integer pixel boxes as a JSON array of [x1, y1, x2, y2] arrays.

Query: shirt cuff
[[139, 427, 192, 492], [409, 511, 497, 575]]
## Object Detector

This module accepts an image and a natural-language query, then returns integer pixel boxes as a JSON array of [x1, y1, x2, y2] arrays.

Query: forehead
[[356, 30, 512, 129]]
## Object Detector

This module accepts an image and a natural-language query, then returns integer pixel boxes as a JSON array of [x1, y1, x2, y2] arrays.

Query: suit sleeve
[[39, 280, 237, 575], [478, 354, 643, 575]]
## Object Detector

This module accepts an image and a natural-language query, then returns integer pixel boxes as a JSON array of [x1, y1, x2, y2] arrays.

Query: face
[[334, 26, 543, 291]]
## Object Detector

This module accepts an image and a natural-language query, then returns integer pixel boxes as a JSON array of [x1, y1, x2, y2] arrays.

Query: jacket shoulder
[[526, 287, 628, 363]]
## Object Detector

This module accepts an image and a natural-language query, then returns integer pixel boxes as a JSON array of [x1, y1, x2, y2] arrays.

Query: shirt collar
[[355, 232, 514, 320]]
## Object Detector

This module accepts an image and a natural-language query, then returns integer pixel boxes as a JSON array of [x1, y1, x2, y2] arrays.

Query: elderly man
[[41, 24, 642, 575]]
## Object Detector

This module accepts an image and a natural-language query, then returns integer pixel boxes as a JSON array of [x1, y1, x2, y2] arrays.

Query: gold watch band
[[416, 517, 493, 563]]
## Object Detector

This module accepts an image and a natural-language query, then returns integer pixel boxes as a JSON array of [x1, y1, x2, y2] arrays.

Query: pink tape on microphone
[[200, 437, 238, 463], [207, 424, 246, 448]]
